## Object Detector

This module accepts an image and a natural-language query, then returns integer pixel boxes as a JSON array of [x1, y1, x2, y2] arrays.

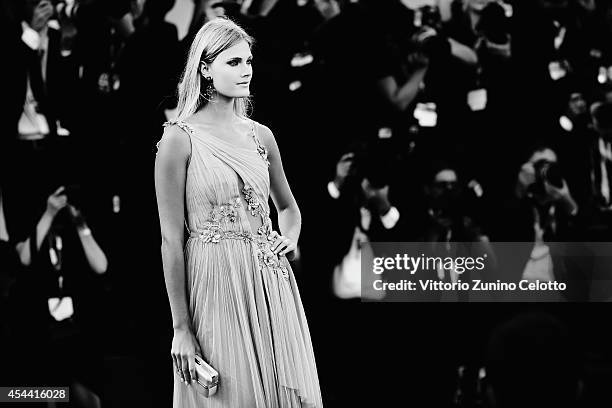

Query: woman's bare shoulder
[[157, 122, 192, 160], [250, 119, 275, 145]]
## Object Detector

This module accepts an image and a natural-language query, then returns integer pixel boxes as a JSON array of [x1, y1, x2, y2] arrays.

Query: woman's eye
[[228, 60, 239, 66], [247, 59, 253, 65]]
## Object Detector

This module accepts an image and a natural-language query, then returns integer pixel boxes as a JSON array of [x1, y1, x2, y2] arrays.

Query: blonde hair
[[174, 18, 254, 122]]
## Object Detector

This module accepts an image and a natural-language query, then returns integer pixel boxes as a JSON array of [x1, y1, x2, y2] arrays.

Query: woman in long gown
[[154, 18, 323, 407]]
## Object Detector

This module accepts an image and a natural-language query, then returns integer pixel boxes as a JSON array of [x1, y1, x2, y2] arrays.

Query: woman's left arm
[[260, 125, 301, 260]]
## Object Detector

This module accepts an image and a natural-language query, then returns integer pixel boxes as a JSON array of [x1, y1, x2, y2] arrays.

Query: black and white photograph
[[1, 0, 612, 407]]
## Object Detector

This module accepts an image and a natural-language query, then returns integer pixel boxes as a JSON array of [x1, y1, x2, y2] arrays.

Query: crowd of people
[[302, 0, 612, 301], [1, 0, 612, 406]]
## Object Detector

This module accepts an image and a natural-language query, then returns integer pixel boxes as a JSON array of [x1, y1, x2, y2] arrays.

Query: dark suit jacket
[[300, 180, 409, 303], [557, 126, 612, 241], [490, 194, 593, 301], [5, 23, 80, 141]]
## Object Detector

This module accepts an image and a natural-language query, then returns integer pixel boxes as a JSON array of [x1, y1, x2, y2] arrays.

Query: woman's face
[[203, 40, 253, 99]]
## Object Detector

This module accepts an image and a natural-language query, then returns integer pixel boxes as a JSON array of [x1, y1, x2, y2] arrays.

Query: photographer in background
[[445, 0, 513, 113], [7, 185, 107, 408], [319, 142, 406, 300], [446, 0, 511, 59], [572, 97, 612, 302], [501, 146, 578, 241], [420, 161, 488, 243], [512, 0, 594, 139], [412, 161, 496, 301], [370, 1, 479, 154], [493, 145, 585, 300], [576, 99, 612, 241], [3, 0, 81, 166], [15, 186, 107, 272], [306, 140, 409, 405]]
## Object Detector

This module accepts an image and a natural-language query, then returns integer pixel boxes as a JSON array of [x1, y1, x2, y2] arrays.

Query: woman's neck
[[196, 95, 239, 124]]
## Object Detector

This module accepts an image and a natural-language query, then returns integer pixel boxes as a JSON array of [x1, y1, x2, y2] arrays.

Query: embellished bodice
[[160, 118, 270, 235], [158, 118, 289, 278]]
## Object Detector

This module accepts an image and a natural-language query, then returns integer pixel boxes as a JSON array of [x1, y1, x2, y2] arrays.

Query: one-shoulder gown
[[158, 119, 323, 408]]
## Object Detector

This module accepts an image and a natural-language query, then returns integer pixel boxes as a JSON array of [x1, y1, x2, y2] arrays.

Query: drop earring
[[202, 75, 215, 101]]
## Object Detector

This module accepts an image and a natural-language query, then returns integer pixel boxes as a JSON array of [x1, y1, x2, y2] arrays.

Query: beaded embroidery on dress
[[158, 118, 323, 408]]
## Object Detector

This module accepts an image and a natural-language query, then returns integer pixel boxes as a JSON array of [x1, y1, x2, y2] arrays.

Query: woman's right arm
[[154, 125, 201, 385]]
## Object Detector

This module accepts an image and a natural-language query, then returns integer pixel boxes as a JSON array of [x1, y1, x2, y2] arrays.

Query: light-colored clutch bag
[[194, 355, 219, 397]]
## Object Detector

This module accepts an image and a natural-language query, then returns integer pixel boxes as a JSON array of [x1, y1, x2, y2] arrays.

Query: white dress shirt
[[327, 181, 401, 231]]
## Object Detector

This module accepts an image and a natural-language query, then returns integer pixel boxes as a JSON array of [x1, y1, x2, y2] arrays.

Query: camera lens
[[533, 160, 563, 188]]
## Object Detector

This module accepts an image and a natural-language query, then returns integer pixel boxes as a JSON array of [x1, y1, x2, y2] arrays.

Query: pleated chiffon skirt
[[160, 119, 323, 407]]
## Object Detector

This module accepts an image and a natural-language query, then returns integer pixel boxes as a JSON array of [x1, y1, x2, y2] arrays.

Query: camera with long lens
[[410, 5, 450, 60], [430, 177, 484, 224], [416, 5, 442, 30], [341, 142, 394, 204], [528, 159, 564, 197]]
